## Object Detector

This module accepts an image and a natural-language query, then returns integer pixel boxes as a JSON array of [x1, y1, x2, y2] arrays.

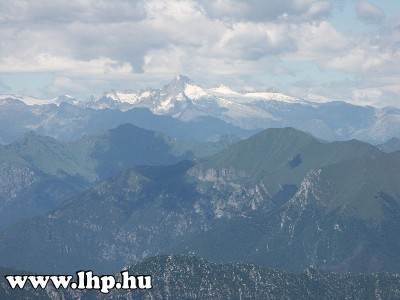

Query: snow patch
[[244, 92, 301, 103], [184, 84, 209, 99], [209, 84, 241, 96], [0, 94, 56, 105], [115, 92, 140, 104], [157, 97, 174, 112], [140, 91, 151, 98]]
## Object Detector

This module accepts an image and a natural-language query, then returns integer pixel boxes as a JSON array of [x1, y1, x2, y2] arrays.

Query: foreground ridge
[[2, 255, 399, 299]]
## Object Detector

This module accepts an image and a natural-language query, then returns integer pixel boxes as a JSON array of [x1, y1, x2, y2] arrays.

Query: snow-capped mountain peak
[[2, 75, 400, 144], [243, 91, 303, 104], [0, 94, 83, 106], [0, 94, 55, 105], [209, 84, 241, 96], [2, 76, 308, 131], [53, 95, 80, 105], [164, 74, 192, 94], [175, 74, 190, 82]]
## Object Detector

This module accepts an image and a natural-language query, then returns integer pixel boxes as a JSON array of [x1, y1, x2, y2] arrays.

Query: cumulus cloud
[[0, 0, 146, 23], [201, 0, 332, 22], [215, 22, 296, 60], [356, 1, 385, 24], [0, 0, 303, 84], [0, 0, 399, 107], [285, 20, 350, 61]]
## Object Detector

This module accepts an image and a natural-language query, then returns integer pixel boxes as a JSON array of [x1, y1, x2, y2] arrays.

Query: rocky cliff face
[[1, 128, 400, 276]]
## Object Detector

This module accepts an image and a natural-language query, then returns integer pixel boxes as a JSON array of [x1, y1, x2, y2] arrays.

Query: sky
[[0, 0, 399, 107]]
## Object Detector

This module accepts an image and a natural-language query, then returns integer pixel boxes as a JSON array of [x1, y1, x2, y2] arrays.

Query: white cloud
[[285, 21, 350, 61], [352, 87, 383, 106], [356, 1, 385, 24], [201, 0, 332, 22], [0, 0, 145, 23], [215, 22, 295, 60], [0, 54, 133, 75], [322, 47, 391, 73], [0, 0, 399, 107]]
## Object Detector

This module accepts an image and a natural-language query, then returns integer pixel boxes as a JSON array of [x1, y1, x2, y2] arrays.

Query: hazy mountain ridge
[[190, 128, 381, 195], [2, 75, 400, 144], [0, 98, 253, 144], [0, 124, 236, 229], [88, 76, 400, 143], [1, 128, 399, 275], [0, 161, 203, 273], [0, 136, 89, 228], [179, 138, 400, 273], [377, 137, 400, 153]]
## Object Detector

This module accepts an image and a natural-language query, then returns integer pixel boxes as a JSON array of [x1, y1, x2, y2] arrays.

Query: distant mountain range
[[1, 127, 399, 275], [378, 137, 400, 153], [0, 98, 252, 144], [2, 75, 400, 144], [2, 78, 400, 298]]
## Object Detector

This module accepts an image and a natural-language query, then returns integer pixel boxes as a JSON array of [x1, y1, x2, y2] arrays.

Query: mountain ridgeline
[[102, 255, 400, 300], [0, 98, 254, 144], [377, 137, 400, 153], [2, 255, 400, 299], [0, 127, 399, 277], [0, 124, 238, 229], [2, 75, 400, 145]]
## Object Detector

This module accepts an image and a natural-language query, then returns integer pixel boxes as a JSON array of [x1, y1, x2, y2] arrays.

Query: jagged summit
[[3, 77, 400, 143], [164, 74, 192, 92], [175, 74, 191, 83], [1, 125, 399, 275]]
